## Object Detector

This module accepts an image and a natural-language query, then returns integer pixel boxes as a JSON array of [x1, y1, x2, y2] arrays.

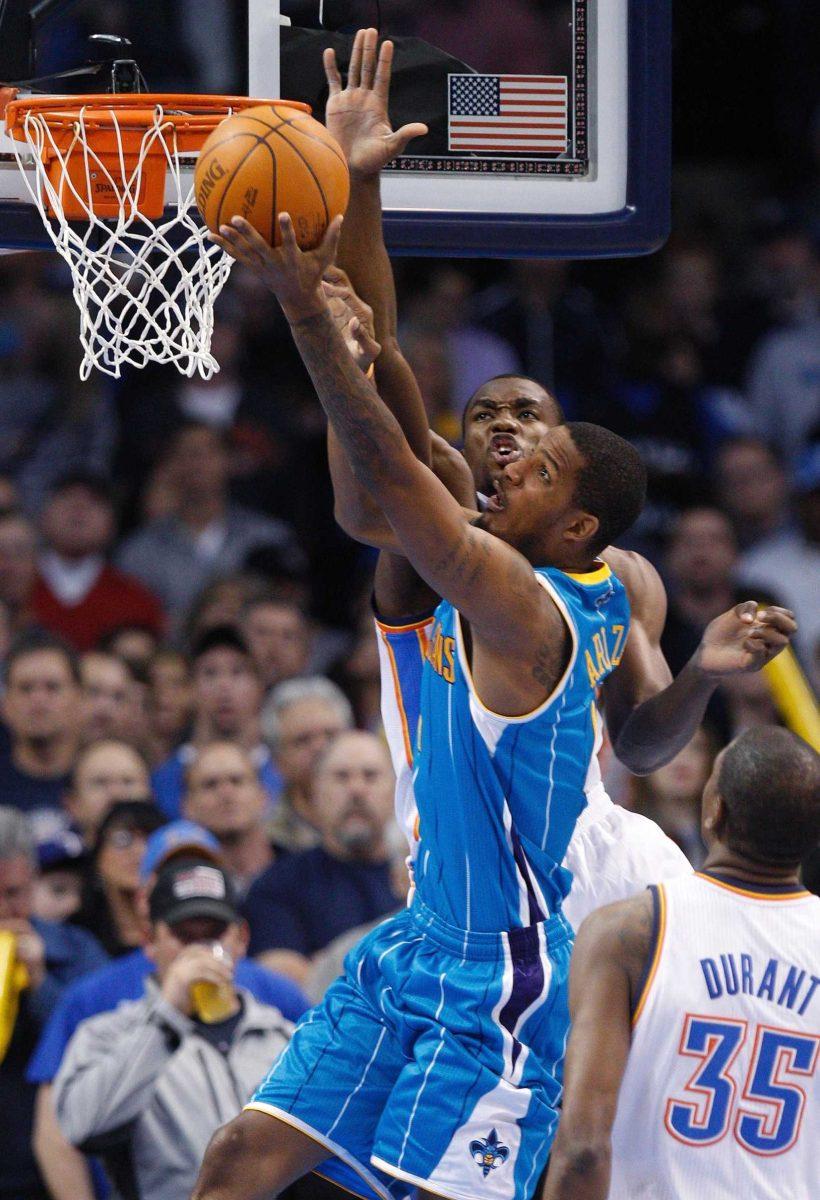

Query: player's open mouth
[[489, 435, 521, 466]]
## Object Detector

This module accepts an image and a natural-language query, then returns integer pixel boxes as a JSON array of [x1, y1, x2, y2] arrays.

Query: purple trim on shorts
[[499, 924, 545, 1069]]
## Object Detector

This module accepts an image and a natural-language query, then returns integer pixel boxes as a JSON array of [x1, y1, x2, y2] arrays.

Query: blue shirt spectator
[[152, 743, 282, 821], [244, 844, 397, 961]]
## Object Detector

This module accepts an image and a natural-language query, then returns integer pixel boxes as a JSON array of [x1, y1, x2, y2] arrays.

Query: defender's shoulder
[[602, 547, 666, 615]]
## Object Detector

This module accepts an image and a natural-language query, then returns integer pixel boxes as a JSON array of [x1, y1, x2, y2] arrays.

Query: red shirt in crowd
[[32, 565, 165, 651]]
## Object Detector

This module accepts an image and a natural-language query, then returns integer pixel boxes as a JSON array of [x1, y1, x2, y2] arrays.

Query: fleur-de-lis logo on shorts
[[470, 1128, 510, 1178]]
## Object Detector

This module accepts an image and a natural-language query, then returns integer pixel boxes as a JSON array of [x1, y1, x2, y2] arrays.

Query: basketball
[[194, 103, 349, 248]]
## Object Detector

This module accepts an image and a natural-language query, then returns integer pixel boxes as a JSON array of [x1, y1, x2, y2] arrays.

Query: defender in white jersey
[[544, 726, 820, 1200]]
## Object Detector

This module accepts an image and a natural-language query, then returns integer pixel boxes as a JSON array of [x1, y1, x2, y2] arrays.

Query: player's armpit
[[542, 894, 653, 1200]]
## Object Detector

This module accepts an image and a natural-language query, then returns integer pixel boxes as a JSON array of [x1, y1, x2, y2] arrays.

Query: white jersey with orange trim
[[374, 613, 690, 925], [610, 870, 820, 1199], [375, 613, 433, 869]]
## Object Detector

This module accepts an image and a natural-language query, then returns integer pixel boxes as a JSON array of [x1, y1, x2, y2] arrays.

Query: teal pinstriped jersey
[[412, 563, 630, 932]]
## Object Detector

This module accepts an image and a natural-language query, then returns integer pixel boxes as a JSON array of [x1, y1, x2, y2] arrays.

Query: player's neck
[[702, 846, 802, 890]]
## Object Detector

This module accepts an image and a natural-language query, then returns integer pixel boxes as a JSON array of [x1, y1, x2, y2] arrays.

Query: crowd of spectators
[[0, 2, 817, 1199]]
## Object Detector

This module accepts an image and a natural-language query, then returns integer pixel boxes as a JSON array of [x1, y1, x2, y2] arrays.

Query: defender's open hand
[[324, 27, 428, 179], [322, 265, 381, 371], [211, 214, 343, 322], [696, 602, 797, 677]]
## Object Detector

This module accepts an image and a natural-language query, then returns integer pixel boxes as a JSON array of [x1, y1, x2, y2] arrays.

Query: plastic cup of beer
[[190, 942, 235, 1024]]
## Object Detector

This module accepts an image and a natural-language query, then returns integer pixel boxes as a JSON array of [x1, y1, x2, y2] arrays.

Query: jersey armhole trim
[[631, 883, 666, 1028], [372, 606, 437, 634], [376, 627, 415, 768], [452, 572, 579, 724]]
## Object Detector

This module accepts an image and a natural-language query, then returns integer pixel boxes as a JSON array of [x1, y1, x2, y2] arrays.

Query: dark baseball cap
[[149, 860, 240, 927]]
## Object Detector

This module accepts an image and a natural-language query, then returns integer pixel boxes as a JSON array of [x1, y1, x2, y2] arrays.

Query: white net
[[11, 102, 233, 380]]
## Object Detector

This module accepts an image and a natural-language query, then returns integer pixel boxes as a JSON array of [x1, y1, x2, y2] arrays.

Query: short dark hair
[[718, 727, 820, 867], [566, 422, 647, 556], [461, 375, 564, 438], [191, 624, 252, 665], [5, 629, 81, 686], [48, 470, 114, 506]]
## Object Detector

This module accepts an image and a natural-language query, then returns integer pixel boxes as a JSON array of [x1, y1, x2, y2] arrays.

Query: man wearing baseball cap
[[51, 860, 294, 1200], [27, 823, 307, 1200]]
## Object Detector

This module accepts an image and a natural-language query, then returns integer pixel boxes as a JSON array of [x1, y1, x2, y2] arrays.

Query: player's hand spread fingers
[[373, 38, 394, 101], [323, 47, 342, 95], [347, 27, 365, 88], [359, 28, 379, 87]]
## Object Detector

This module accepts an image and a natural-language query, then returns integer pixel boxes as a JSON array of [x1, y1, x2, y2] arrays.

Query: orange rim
[[5, 94, 311, 147], [4, 94, 314, 221]]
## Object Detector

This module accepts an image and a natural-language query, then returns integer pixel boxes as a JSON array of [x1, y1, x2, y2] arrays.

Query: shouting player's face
[[474, 425, 596, 563], [462, 377, 561, 495]]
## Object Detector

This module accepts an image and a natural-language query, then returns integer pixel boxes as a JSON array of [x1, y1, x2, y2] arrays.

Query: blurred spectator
[[331, 620, 383, 734], [53, 860, 294, 1200], [64, 740, 152, 849], [0, 632, 81, 830], [180, 572, 267, 649], [152, 626, 279, 819], [474, 260, 617, 404], [28, 824, 306, 1200], [404, 265, 521, 411], [719, 670, 782, 735], [241, 591, 313, 693], [0, 808, 106, 1200], [72, 801, 165, 958], [262, 676, 354, 853], [116, 423, 302, 623], [98, 624, 160, 676], [736, 443, 820, 671], [746, 311, 820, 464], [628, 726, 719, 867], [244, 730, 400, 984], [661, 507, 781, 740], [0, 264, 117, 516], [0, 475, 19, 513], [713, 436, 791, 550], [144, 649, 193, 767], [32, 830, 87, 924], [0, 598, 13, 678], [0, 510, 38, 633], [78, 651, 140, 744], [32, 472, 164, 652], [183, 742, 275, 895], [400, 326, 460, 440], [661, 505, 780, 668]]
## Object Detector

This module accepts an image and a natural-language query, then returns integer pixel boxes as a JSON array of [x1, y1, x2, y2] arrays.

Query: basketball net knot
[[11, 102, 233, 380]]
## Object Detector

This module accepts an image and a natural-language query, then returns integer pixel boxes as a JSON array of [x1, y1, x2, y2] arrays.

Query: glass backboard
[[0, 1, 670, 258]]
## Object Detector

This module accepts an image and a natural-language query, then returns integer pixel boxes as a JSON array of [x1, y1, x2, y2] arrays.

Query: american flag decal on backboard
[[448, 74, 568, 155]]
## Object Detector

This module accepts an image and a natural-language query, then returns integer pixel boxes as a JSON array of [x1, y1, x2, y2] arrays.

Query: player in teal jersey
[[193, 30, 796, 1200]]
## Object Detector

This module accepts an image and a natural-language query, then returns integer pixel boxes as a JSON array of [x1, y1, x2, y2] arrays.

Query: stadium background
[[0, 0, 816, 837], [0, 3, 817, 1198]]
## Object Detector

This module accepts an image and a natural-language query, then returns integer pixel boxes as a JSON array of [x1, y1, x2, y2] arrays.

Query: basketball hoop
[[4, 93, 306, 379]]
